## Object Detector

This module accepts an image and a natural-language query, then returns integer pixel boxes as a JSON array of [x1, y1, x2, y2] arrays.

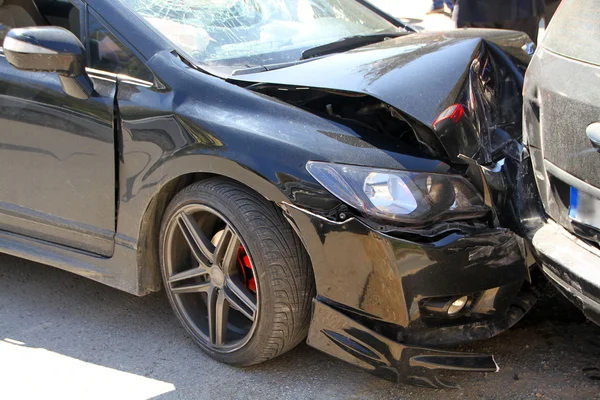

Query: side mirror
[[3, 27, 93, 99]]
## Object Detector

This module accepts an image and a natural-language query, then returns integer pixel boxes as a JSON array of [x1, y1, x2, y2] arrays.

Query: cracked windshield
[[119, 0, 397, 71]]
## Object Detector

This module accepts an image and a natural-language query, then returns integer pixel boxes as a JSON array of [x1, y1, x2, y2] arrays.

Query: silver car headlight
[[306, 162, 488, 224]]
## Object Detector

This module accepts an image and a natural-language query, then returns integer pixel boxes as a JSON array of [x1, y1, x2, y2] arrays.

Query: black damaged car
[[0, 0, 536, 388]]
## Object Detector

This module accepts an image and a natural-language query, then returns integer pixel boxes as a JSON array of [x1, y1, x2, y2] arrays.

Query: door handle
[[586, 122, 600, 146]]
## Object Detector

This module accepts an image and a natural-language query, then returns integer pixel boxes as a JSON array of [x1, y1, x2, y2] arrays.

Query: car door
[[0, 0, 116, 256]]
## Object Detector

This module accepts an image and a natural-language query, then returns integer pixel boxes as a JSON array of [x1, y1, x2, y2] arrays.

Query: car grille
[[541, 91, 600, 188]]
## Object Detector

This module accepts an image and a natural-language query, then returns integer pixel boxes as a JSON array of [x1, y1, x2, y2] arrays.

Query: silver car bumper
[[532, 220, 600, 323]]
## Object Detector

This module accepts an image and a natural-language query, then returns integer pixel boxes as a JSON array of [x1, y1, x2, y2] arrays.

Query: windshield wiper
[[300, 32, 408, 60], [231, 59, 314, 76]]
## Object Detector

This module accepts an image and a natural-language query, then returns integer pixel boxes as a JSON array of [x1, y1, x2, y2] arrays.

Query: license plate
[[569, 187, 600, 230]]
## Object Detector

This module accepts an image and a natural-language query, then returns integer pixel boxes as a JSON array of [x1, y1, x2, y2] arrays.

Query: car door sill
[[0, 201, 114, 257], [0, 228, 107, 276], [0, 228, 145, 295]]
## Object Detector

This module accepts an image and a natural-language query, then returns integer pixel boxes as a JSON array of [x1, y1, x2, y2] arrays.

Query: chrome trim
[[544, 159, 600, 199], [85, 67, 153, 88], [0, 59, 153, 88], [280, 202, 355, 225]]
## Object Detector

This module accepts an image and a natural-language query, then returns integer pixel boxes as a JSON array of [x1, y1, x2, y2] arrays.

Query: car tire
[[159, 177, 315, 366]]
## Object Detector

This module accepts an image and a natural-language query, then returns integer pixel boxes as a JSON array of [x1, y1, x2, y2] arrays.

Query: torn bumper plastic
[[308, 300, 498, 389]]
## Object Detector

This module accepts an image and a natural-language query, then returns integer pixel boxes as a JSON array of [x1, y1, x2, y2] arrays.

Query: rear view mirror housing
[[3, 26, 93, 99]]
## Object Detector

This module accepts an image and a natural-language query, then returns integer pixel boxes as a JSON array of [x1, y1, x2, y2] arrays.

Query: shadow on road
[[0, 254, 599, 399]]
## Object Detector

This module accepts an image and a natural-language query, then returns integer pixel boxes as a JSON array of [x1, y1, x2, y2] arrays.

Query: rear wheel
[[159, 178, 314, 366]]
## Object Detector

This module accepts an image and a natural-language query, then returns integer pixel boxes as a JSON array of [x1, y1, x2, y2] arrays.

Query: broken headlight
[[306, 162, 488, 224]]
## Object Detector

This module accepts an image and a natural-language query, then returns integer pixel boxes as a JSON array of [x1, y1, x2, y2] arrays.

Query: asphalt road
[[1, 254, 599, 399]]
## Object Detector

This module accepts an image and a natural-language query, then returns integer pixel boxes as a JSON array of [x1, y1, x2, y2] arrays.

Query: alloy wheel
[[163, 204, 259, 352]]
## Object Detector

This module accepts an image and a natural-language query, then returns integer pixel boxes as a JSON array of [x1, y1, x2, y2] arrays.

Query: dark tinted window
[[35, 0, 81, 38], [543, 0, 600, 66], [88, 13, 154, 82]]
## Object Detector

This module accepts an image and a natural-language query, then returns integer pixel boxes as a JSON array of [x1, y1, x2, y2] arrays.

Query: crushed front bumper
[[282, 202, 535, 388]]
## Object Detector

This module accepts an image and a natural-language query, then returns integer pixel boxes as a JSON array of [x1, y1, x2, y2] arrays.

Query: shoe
[[426, 6, 445, 14]]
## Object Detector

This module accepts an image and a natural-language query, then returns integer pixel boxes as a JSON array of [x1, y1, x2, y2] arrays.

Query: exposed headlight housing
[[306, 162, 488, 224]]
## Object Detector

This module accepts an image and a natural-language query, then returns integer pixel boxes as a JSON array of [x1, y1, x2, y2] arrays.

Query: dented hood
[[231, 29, 530, 128]]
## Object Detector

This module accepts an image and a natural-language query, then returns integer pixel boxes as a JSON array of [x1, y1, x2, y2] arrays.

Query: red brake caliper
[[237, 246, 256, 292]]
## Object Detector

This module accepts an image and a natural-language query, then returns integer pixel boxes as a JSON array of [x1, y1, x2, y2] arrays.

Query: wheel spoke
[[166, 205, 260, 349], [170, 281, 211, 294], [224, 279, 257, 321], [177, 212, 215, 265], [214, 226, 241, 275], [168, 266, 209, 284], [207, 287, 229, 346], [215, 290, 229, 346]]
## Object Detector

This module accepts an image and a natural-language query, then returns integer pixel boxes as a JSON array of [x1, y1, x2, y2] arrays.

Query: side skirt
[[0, 228, 153, 296]]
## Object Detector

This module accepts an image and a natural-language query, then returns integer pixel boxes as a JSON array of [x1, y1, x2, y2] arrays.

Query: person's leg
[[444, 0, 454, 11], [427, 0, 446, 14]]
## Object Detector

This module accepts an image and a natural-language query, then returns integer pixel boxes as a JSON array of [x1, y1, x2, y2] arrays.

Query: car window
[[543, 0, 600, 66], [34, 0, 82, 38], [116, 0, 398, 73], [87, 13, 154, 82]]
